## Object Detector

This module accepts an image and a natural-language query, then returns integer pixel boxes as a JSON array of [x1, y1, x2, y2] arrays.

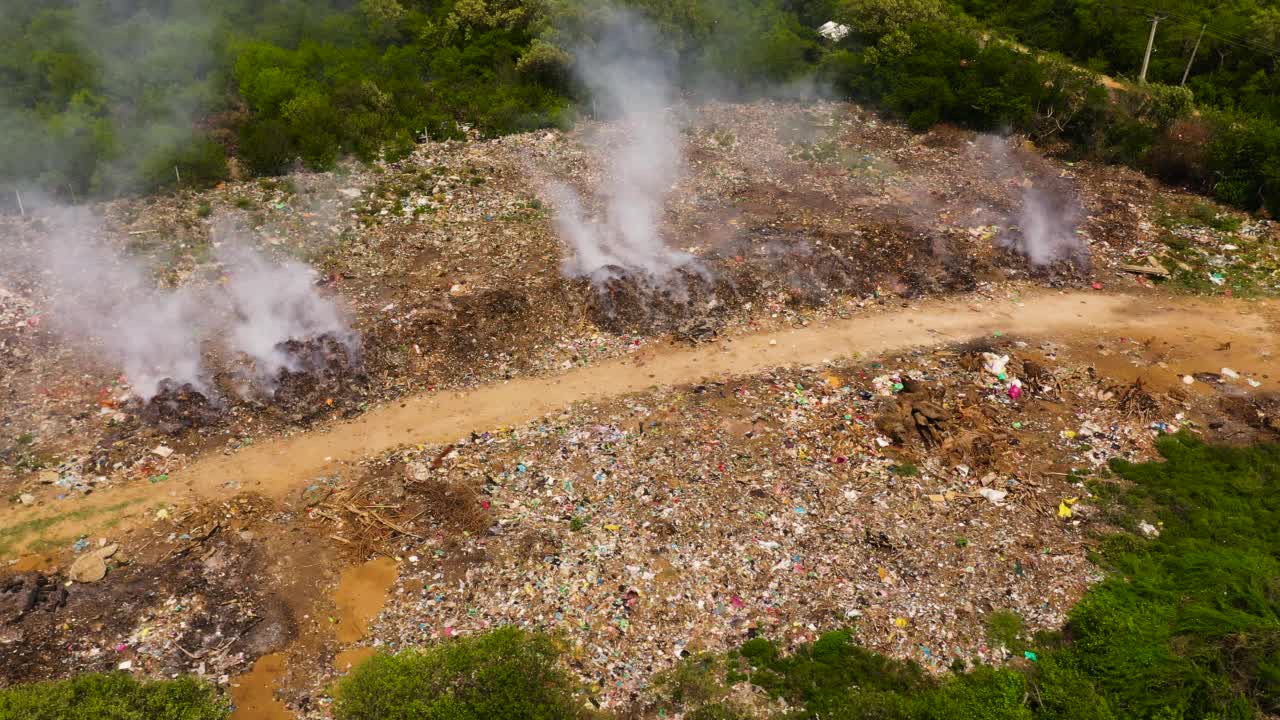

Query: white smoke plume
[[552, 8, 699, 282], [38, 210, 211, 399], [219, 240, 357, 387], [18, 209, 357, 401], [973, 134, 1085, 267], [1016, 185, 1083, 267]]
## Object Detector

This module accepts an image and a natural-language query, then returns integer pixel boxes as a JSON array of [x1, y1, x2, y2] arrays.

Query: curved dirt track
[[5, 289, 1277, 557]]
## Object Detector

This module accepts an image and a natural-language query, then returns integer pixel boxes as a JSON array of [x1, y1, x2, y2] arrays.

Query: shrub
[[985, 610, 1026, 653], [920, 666, 1032, 720], [735, 629, 931, 714], [687, 704, 750, 720], [654, 653, 730, 710], [0, 673, 228, 720], [240, 119, 297, 176], [1145, 116, 1214, 188], [1207, 111, 1280, 214], [1137, 83, 1194, 128], [1062, 435, 1280, 719], [1026, 656, 1116, 720], [517, 40, 572, 90], [332, 627, 584, 720], [891, 462, 920, 476]]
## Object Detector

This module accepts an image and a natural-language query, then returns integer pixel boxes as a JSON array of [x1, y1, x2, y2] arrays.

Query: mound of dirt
[[1219, 393, 1280, 438], [0, 573, 67, 626], [130, 334, 366, 432]]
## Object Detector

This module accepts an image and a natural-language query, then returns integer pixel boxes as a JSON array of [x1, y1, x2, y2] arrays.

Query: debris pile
[[133, 381, 224, 435], [303, 334, 1237, 710]]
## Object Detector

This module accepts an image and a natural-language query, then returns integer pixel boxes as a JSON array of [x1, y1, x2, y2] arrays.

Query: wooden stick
[[369, 509, 424, 539]]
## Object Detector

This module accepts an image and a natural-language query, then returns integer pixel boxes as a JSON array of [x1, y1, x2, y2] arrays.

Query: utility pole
[[1140, 14, 1164, 83], [1181, 24, 1207, 86]]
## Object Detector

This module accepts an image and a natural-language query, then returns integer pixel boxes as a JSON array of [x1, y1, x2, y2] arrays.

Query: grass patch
[[1155, 234, 1280, 297], [0, 499, 138, 557], [985, 610, 1026, 653], [0, 673, 227, 719], [891, 462, 920, 476], [1067, 434, 1280, 718], [1156, 200, 1243, 233], [332, 626, 587, 720]]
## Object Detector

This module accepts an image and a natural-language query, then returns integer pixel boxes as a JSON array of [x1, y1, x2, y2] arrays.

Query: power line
[[983, 1, 1280, 61], [1115, 1, 1280, 59]]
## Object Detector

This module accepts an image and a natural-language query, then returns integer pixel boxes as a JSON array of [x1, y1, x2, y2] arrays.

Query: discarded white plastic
[[1182, 375, 1195, 385], [1138, 521, 1160, 537], [151, 445, 174, 458], [818, 20, 851, 41], [1220, 367, 1239, 379], [979, 488, 1008, 505], [1079, 421, 1103, 438], [981, 352, 1010, 376]]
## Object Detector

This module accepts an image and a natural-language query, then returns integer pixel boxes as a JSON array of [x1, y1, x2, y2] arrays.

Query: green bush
[[985, 610, 1026, 653], [687, 704, 750, 720], [240, 119, 296, 176], [0, 673, 228, 720], [332, 627, 585, 720], [920, 666, 1032, 720], [1061, 435, 1280, 719], [735, 629, 931, 714], [1206, 111, 1280, 214]]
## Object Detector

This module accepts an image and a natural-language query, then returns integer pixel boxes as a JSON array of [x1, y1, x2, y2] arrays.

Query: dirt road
[[4, 289, 1276, 558]]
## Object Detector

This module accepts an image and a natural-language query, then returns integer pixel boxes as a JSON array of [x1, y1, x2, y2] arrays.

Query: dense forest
[[1, 0, 1278, 214]]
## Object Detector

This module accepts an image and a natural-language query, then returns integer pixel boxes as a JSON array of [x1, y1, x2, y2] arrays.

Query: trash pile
[[309, 334, 1230, 711]]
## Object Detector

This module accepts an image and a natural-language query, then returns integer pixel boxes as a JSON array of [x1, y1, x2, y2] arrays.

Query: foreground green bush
[[332, 626, 584, 720], [0, 673, 228, 720], [1064, 434, 1280, 719]]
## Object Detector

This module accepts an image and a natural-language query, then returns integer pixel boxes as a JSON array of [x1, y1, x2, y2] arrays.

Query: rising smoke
[[972, 134, 1086, 267], [551, 8, 701, 284], [38, 209, 210, 400], [219, 238, 358, 388], [25, 210, 357, 401]]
